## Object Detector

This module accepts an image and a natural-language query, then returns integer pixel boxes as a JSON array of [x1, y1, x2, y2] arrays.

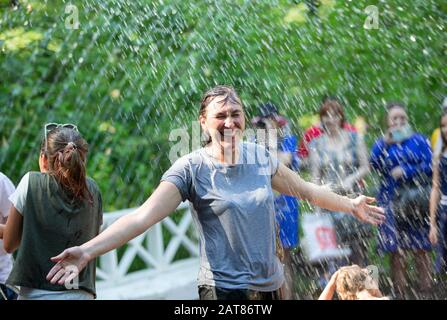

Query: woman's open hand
[[46, 246, 91, 286], [351, 195, 385, 225]]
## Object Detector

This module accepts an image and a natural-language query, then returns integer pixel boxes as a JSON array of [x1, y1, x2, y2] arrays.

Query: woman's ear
[[39, 152, 49, 173], [199, 114, 206, 127], [199, 114, 209, 133], [199, 115, 211, 145]]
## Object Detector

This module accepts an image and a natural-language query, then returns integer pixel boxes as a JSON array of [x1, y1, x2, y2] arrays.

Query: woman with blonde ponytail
[[0, 124, 102, 300]]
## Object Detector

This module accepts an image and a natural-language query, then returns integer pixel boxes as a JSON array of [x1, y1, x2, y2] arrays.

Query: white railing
[[95, 202, 200, 300]]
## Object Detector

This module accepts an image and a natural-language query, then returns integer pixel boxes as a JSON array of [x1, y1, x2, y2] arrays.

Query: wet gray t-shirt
[[161, 142, 284, 291]]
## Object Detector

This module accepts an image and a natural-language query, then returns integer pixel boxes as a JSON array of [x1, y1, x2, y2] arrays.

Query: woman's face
[[441, 115, 447, 142], [200, 97, 245, 151], [321, 111, 342, 135], [387, 106, 408, 130]]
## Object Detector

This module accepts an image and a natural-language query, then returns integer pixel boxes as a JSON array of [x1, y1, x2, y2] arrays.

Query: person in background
[[318, 265, 389, 300], [370, 102, 433, 299], [431, 97, 447, 157], [0, 172, 17, 300], [251, 102, 300, 299], [297, 96, 357, 166], [429, 109, 447, 298], [308, 98, 372, 290]]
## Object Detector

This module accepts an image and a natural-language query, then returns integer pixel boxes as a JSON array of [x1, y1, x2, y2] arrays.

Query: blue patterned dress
[[275, 134, 300, 249], [370, 133, 432, 252]]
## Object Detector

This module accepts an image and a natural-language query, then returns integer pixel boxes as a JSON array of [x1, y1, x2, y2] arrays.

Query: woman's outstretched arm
[[429, 155, 441, 245], [46, 181, 182, 285], [318, 270, 339, 300], [272, 163, 385, 225]]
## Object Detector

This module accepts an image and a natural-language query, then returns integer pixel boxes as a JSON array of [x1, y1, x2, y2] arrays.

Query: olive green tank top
[[7, 172, 102, 297]]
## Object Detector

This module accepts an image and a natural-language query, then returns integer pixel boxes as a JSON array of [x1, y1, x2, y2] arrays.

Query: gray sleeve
[[161, 156, 192, 202], [8, 172, 30, 216]]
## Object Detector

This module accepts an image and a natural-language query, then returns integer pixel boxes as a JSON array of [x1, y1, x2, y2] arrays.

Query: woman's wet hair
[[335, 265, 368, 300], [199, 85, 243, 117], [40, 127, 93, 203], [319, 98, 346, 128], [386, 101, 407, 112], [199, 85, 243, 146]]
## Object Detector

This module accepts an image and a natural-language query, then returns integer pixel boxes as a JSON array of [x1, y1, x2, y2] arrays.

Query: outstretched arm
[[272, 163, 385, 225], [318, 270, 339, 300], [46, 181, 182, 285], [429, 155, 441, 245]]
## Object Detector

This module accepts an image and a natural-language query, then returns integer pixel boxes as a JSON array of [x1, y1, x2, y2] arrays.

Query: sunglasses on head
[[43, 123, 79, 152]]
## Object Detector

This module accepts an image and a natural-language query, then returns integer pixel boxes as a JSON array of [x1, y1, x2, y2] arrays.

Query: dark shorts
[[198, 285, 281, 300]]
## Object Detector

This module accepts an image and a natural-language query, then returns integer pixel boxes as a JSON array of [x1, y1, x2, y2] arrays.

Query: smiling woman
[[46, 85, 385, 300], [198, 85, 245, 155]]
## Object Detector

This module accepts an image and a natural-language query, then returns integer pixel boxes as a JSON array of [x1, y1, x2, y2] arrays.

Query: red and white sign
[[301, 213, 351, 263]]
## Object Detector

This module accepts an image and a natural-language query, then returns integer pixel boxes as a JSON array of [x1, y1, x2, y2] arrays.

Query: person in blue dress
[[251, 102, 300, 299], [429, 109, 447, 297], [370, 102, 433, 299]]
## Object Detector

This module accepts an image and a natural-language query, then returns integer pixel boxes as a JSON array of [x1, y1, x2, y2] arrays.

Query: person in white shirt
[[0, 172, 16, 300]]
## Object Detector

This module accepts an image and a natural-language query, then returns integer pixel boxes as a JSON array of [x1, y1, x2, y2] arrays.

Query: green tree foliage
[[1, 0, 445, 211]]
